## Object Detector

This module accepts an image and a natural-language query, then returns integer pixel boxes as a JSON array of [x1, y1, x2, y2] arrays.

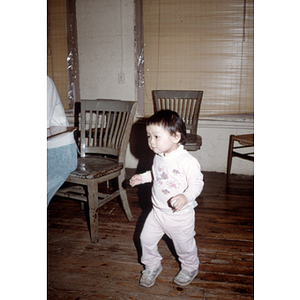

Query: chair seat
[[70, 156, 123, 179], [185, 134, 202, 151], [235, 134, 254, 146]]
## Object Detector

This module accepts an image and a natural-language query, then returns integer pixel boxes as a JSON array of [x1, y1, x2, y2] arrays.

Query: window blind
[[47, 0, 69, 110], [143, 0, 254, 117]]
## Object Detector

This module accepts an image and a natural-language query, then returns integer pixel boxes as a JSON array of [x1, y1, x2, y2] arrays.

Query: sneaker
[[140, 265, 163, 287], [174, 269, 198, 286]]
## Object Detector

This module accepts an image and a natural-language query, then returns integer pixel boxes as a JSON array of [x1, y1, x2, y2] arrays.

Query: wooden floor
[[48, 171, 254, 300]]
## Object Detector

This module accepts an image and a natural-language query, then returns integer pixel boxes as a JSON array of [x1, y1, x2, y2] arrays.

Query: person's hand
[[169, 194, 188, 212], [129, 174, 143, 187]]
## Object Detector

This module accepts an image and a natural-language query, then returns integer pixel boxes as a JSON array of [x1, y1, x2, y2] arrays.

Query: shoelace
[[142, 269, 155, 276], [177, 270, 192, 279]]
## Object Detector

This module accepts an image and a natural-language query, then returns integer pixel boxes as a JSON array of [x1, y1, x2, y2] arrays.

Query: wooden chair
[[152, 90, 203, 151], [56, 99, 137, 243], [226, 133, 254, 181]]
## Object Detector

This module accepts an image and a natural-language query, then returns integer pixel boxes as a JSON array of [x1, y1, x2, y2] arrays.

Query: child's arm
[[171, 157, 204, 212], [129, 174, 143, 187], [129, 170, 153, 187], [182, 158, 204, 202]]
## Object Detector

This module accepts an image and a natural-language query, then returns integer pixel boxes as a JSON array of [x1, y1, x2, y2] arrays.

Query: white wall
[[193, 114, 254, 175], [76, 0, 136, 101]]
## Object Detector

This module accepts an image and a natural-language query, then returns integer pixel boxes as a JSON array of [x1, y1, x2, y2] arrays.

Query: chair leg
[[87, 181, 99, 243], [226, 135, 235, 181], [118, 171, 133, 221]]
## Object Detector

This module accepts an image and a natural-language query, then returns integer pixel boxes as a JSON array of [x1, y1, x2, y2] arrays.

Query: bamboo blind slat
[[47, 0, 69, 110], [143, 0, 254, 117]]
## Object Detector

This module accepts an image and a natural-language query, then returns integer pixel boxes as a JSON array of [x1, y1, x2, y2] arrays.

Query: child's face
[[146, 124, 181, 155]]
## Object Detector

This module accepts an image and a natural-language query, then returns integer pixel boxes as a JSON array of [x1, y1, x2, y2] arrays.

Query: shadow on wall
[[129, 119, 154, 264], [129, 119, 154, 174]]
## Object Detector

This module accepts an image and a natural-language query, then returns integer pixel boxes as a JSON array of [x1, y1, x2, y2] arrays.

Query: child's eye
[[155, 136, 159, 139]]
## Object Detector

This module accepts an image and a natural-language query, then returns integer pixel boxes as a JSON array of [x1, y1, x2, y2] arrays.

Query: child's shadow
[[133, 183, 152, 264], [129, 120, 153, 264]]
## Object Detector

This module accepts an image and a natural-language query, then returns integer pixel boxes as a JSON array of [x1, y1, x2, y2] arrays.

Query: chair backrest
[[152, 90, 203, 134], [80, 99, 137, 162]]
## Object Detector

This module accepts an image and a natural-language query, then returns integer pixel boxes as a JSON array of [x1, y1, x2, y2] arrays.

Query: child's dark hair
[[146, 110, 187, 145]]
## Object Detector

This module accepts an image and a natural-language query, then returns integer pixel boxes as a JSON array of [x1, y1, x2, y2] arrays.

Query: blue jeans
[[47, 142, 78, 206]]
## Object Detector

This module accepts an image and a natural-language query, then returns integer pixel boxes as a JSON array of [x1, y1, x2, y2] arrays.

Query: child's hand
[[170, 194, 188, 212], [129, 174, 143, 187]]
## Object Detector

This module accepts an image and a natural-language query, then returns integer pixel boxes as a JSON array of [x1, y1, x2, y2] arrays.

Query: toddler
[[130, 110, 204, 287]]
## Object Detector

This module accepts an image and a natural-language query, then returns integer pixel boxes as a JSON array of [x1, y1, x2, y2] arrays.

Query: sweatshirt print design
[[155, 165, 182, 195], [140, 145, 204, 213]]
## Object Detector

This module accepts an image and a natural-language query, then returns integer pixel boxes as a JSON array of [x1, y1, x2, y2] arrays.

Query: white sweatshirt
[[47, 76, 75, 149], [140, 145, 204, 214]]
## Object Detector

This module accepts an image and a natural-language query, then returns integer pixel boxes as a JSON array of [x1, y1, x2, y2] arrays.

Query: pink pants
[[140, 207, 199, 272]]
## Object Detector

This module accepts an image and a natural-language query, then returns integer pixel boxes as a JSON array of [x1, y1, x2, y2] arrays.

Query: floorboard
[[48, 171, 254, 299]]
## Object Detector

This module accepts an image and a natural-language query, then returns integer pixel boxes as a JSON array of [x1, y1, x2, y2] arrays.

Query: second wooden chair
[[152, 90, 203, 151]]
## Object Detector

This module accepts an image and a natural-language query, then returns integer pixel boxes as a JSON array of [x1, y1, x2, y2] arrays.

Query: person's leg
[[165, 209, 199, 286], [166, 210, 199, 272], [140, 209, 165, 270], [47, 142, 77, 205], [139, 209, 165, 287]]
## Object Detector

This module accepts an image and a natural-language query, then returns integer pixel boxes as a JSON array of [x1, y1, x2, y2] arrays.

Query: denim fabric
[[47, 142, 78, 206]]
